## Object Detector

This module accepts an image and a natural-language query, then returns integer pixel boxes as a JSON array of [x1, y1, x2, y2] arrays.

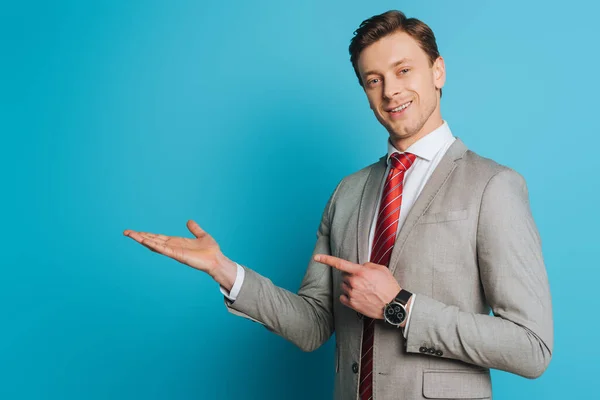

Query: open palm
[[123, 220, 223, 274]]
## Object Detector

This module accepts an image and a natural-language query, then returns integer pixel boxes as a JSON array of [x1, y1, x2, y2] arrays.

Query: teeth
[[391, 101, 412, 112]]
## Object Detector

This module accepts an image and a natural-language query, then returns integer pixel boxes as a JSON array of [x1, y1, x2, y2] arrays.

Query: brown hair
[[349, 10, 442, 97]]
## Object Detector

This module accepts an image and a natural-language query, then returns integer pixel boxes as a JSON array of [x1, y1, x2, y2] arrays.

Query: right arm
[[222, 183, 341, 352], [124, 181, 342, 352]]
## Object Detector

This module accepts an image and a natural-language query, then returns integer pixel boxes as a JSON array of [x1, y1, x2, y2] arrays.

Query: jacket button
[[419, 346, 427, 353], [352, 362, 359, 373], [435, 350, 443, 356], [428, 348, 436, 354]]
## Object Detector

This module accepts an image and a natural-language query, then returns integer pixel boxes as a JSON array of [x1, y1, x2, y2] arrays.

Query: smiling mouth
[[389, 101, 412, 113]]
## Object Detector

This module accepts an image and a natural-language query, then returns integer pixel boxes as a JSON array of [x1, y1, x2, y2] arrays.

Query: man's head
[[349, 11, 446, 150]]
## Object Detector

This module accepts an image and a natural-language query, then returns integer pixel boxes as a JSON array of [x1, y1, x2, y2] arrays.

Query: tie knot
[[390, 152, 416, 172]]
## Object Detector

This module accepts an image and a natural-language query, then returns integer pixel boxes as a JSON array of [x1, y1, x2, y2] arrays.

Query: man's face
[[357, 30, 445, 148]]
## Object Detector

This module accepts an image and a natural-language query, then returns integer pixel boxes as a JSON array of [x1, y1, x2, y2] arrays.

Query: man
[[124, 10, 553, 400]]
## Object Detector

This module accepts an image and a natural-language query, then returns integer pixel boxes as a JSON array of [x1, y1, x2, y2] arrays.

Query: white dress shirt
[[221, 121, 456, 338]]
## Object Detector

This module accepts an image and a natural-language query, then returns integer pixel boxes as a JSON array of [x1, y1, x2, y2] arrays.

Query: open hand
[[123, 220, 237, 286]]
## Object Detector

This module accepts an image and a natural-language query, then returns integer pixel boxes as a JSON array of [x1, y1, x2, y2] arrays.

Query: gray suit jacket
[[225, 138, 553, 400]]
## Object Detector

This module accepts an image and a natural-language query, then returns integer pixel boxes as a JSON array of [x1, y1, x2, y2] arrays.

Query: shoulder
[[344, 156, 385, 182], [324, 156, 386, 214], [461, 148, 527, 188], [459, 149, 529, 208], [333, 156, 385, 194]]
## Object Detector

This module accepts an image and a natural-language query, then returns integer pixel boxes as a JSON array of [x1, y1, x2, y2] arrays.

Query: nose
[[383, 80, 402, 100]]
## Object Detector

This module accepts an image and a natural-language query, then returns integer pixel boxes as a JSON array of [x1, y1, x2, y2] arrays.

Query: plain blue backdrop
[[1, 0, 598, 399]]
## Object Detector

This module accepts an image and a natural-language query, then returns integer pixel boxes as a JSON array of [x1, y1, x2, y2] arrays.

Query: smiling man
[[125, 10, 553, 400], [357, 30, 445, 152]]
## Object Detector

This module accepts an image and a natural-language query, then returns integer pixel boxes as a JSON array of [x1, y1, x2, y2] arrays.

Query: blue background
[[1, 0, 598, 398]]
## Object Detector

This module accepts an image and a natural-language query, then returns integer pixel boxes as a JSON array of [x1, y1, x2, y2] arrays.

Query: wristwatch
[[383, 289, 412, 328]]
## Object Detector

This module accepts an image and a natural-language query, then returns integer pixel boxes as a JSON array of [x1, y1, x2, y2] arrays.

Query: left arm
[[317, 169, 553, 378], [404, 169, 553, 378]]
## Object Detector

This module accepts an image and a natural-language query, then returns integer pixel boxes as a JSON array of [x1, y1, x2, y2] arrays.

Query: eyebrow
[[362, 58, 412, 78]]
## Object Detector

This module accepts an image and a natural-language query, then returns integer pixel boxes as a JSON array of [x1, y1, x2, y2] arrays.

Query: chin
[[388, 124, 417, 140]]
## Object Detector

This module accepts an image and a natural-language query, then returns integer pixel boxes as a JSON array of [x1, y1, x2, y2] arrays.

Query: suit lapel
[[356, 155, 387, 265], [388, 138, 468, 274]]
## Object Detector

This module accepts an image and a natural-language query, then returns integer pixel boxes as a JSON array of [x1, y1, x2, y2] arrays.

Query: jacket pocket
[[418, 209, 468, 224], [422, 369, 491, 399]]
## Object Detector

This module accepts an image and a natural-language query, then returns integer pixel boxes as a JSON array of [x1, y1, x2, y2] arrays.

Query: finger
[[341, 281, 352, 295], [124, 231, 147, 244], [339, 294, 352, 308], [342, 271, 353, 281], [138, 232, 170, 243], [124, 229, 169, 241], [140, 237, 179, 260], [125, 231, 184, 260], [313, 254, 360, 274], [124, 229, 137, 237], [187, 220, 206, 238], [342, 275, 353, 289], [141, 242, 159, 254], [364, 261, 386, 270]]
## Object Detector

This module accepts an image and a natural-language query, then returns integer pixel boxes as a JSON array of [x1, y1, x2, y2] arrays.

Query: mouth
[[387, 101, 412, 117]]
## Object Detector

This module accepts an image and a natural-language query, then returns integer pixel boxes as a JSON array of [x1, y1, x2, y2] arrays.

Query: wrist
[[379, 281, 402, 319], [399, 295, 414, 328], [209, 253, 238, 291], [383, 289, 412, 327]]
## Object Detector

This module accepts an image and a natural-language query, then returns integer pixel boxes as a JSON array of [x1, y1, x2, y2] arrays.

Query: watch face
[[385, 303, 406, 325]]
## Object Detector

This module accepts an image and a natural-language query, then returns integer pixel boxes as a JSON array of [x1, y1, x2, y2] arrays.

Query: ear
[[432, 56, 446, 91]]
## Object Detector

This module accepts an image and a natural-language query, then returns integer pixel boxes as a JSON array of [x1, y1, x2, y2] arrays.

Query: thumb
[[187, 220, 206, 238]]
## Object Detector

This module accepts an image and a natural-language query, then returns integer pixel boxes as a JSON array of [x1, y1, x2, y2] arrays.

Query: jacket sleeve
[[223, 181, 343, 352], [405, 169, 553, 378]]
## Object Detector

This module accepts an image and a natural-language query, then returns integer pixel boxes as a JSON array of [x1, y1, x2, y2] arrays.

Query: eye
[[398, 68, 410, 75], [367, 78, 381, 87]]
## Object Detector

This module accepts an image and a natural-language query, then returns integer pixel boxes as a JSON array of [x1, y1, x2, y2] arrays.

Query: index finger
[[314, 254, 360, 274]]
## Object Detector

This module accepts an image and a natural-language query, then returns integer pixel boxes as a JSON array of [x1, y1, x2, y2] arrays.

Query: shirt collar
[[386, 120, 454, 164]]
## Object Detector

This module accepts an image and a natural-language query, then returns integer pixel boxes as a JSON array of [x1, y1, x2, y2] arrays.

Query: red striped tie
[[359, 152, 416, 400]]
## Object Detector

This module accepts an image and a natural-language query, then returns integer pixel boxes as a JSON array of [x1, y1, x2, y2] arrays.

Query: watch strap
[[395, 289, 412, 306]]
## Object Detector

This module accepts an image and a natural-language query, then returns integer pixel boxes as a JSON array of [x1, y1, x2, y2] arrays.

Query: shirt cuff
[[219, 263, 245, 301], [402, 294, 416, 339]]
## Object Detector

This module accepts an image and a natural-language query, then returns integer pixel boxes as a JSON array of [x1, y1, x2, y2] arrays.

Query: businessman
[[124, 10, 553, 400]]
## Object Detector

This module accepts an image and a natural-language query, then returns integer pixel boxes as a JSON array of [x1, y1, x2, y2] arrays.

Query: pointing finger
[[314, 254, 360, 274]]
